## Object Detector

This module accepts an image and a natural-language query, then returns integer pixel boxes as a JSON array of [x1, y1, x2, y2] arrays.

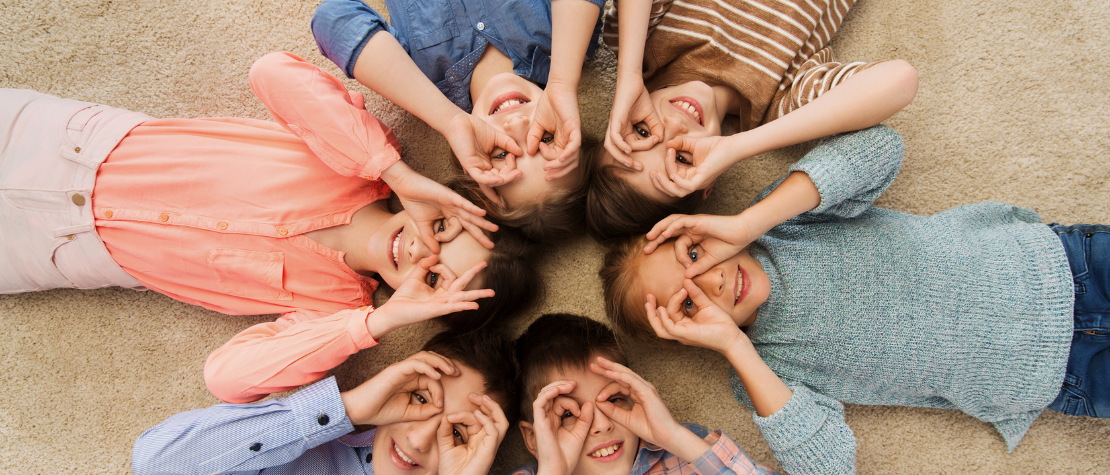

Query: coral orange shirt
[[91, 52, 401, 403]]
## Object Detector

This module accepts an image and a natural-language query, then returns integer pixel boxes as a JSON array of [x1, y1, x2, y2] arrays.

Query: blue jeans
[[1047, 223, 1110, 417]]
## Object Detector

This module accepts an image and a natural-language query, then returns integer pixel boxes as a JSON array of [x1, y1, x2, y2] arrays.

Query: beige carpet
[[3, 0, 1110, 473]]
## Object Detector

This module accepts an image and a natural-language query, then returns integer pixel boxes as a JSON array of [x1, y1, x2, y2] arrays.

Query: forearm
[[549, 0, 601, 88], [731, 60, 918, 159], [352, 31, 467, 134], [735, 171, 819, 239], [204, 308, 378, 403], [724, 341, 792, 418], [614, 0, 651, 80]]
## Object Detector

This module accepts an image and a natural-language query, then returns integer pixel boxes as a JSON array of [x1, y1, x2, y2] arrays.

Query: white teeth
[[394, 442, 417, 466], [492, 98, 527, 114], [589, 443, 620, 457], [392, 233, 401, 267], [672, 100, 701, 123], [735, 266, 743, 304]]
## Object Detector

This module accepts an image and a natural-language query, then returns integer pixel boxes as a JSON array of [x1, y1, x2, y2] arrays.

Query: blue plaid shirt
[[506, 424, 778, 475], [311, 0, 604, 113], [132, 377, 378, 474]]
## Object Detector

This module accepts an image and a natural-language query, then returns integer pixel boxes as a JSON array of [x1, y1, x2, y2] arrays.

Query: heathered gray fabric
[[729, 126, 1075, 474]]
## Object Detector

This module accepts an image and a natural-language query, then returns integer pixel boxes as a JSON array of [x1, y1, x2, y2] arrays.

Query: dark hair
[[598, 236, 660, 342], [447, 137, 600, 242], [514, 313, 628, 422], [443, 225, 543, 331], [584, 144, 702, 242], [423, 329, 520, 423]]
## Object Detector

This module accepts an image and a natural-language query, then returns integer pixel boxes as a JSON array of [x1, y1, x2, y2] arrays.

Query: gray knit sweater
[[729, 126, 1074, 474]]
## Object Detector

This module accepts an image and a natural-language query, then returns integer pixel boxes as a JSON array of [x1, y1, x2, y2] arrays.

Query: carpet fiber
[[2, 0, 1109, 473]]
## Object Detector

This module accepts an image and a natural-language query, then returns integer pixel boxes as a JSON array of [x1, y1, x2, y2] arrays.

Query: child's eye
[[633, 123, 650, 138], [410, 391, 428, 405], [492, 149, 509, 159], [688, 247, 699, 262], [683, 297, 695, 314], [540, 134, 554, 144], [426, 272, 439, 288], [675, 152, 692, 165], [452, 425, 469, 445], [435, 219, 446, 233], [560, 409, 574, 420]]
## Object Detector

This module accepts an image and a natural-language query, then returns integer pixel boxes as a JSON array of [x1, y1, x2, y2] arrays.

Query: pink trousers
[[0, 89, 147, 293]]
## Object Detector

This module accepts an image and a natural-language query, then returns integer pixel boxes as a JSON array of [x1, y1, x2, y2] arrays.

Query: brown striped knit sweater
[[603, 0, 881, 131]]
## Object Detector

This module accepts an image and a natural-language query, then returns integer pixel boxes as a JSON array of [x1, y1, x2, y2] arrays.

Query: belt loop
[[52, 224, 95, 239]]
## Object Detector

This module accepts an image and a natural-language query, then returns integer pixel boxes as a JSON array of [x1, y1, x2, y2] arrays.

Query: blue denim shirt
[[312, 0, 604, 112]]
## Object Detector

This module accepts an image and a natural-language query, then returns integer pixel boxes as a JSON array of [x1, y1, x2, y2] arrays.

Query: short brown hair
[[443, 225, 542, 331], [584, 146, 702, 242], [514, 313, 628, 422], [598, 236, 659, 342], [448, 137, 599, 242], [422, 329, 520, 423]]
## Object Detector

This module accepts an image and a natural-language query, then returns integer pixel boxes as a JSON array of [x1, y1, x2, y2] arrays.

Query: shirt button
[[74, 146, 81, 153], [476, 21, 485, 31], [217, 221, 228, 230], [104, 210, 113, 219], [277, 226, 288, 236], [71, 194, 85, 207], [159, 213, 169, 222], [359, 306, 368, 311], [365, 452, 373, 464], [317, 414, 330, 426], [65, 235, 75, 241], [249, 442, 262, 452]]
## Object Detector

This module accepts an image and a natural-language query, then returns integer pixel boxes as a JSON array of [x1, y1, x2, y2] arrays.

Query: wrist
[[339, 390, 369, 426]]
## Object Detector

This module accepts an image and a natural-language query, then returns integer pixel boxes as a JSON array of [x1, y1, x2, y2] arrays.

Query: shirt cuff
[[692, 430, 763, 475], [289, 377, 357, 447], [346, 306, 380, 349]]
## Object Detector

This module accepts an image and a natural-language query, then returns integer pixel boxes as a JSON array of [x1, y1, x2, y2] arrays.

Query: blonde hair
[[598, 236, 661, 342]]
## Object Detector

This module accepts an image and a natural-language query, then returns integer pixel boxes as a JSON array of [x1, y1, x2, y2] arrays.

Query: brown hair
[[514, 313, 628, 422], [598, 236, 660, 343], [584, 145, 702, 242], [442, 225, 543, 332], [448, 137, 600, 242], [422, 329, 520, 423]]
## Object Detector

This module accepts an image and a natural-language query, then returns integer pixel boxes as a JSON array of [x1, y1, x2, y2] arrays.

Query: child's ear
[[519, 420, 539, 458], [701, 180, 715, 200]]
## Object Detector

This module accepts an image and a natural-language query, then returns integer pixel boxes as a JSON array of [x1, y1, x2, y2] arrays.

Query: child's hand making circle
[[644, 282, 749, 355], [340, 351, 457, 426], [369, 256, 494, 338], [643, 213, 755, 279], [530, 380, 594, 475]]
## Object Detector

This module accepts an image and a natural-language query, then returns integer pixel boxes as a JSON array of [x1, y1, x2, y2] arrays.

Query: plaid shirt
[[507, 424, 778, 475]]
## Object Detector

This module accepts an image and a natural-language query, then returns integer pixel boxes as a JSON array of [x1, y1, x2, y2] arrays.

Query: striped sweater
[[603, 0, 880, 130]]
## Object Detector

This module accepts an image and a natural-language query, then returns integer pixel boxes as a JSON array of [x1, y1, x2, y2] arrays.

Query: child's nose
[[407, 234, 433, 264], [691, 267, 725, 297], [662, 113, 690, 140], [502, 115, 531, 146], [590, 404, 613, 435], [407, 418, 439, 453]]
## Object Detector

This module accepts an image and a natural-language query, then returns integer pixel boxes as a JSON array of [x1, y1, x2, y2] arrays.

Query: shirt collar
[[628, 440, 666, 475], [339, 427, 376, 448]]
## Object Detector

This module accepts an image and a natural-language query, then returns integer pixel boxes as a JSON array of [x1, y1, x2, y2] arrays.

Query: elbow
[[204, 352, 264, 404]]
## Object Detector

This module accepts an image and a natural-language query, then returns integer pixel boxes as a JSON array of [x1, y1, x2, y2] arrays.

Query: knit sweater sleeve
[[730, 371, 856, 475], [752, 125, 904, 222]]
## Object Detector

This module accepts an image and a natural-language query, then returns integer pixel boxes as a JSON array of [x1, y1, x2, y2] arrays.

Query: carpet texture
[[3, 0, 1110, 473]]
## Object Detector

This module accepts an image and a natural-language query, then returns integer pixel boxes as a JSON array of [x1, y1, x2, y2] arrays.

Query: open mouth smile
[[734, 265, 750, 306], [390, 439, 420, 469], [587, 441, 623, 462], [388, 227, 402, 270], [489, 92, 530, 115], [669, 97, 703, 126]]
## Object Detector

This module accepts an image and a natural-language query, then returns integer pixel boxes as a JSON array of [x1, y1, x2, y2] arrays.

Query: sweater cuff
[[752, 389, 830, 452]]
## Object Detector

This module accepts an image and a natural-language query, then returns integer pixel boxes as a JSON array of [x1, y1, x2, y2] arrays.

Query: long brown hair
[[584, 146, 701, 242], [598, 235, 659, 342], [442, 225, 542, 332]]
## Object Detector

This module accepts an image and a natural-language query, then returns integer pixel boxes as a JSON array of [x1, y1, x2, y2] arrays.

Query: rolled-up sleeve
[[248, 51, 402, 180], [312, 0, 396, 78]]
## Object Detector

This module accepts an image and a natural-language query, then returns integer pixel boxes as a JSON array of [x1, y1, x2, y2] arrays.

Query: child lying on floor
[[587, 0, 917, 240], [600, 126, 1108, 474], [510, 313, 779, 475]]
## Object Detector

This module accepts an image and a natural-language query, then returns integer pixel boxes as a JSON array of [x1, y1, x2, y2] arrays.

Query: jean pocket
[[404, 0, 460, 49], [207, 249, 293, 301]]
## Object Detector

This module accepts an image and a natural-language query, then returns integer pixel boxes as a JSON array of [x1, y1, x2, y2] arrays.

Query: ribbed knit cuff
[[753, 389, 856, 475]]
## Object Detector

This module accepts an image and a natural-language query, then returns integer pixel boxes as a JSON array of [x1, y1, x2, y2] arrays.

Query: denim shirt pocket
[[207, 249, 294, 301], [404, 0, 461, 49]]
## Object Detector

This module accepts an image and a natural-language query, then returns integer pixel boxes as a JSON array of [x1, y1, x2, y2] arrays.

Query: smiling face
[[471, 72, 582, 209], [363, 210, 490, 291], [534, 361, 640, 475], [637, 240, 770, 328], [371, 362, 488, 475], [602, 81, 730, 203]]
